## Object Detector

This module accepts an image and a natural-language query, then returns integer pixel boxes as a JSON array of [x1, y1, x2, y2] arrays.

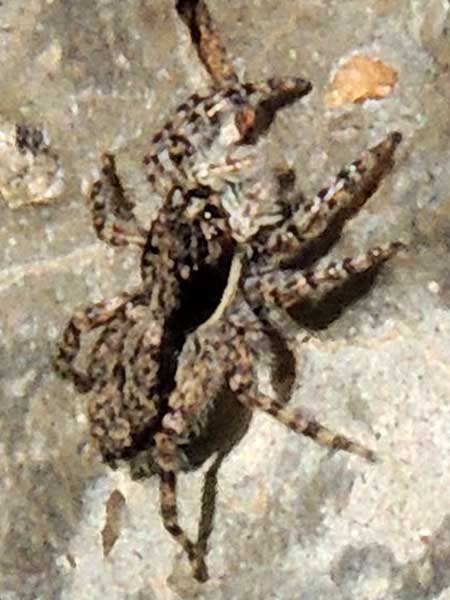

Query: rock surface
[[1, 1, 450, 599]]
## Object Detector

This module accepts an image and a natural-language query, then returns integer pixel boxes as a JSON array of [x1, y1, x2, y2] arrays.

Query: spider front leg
[[248, 241, 404, 310], [176, 0, 239, 87], [90, 154, 147, 247], [54, 291, 135, 392], [265, 132, 403, 263]]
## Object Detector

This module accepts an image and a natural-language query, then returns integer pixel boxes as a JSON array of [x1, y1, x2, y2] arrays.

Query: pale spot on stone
[[8, 369, 37, 398], [428, 280, 440, 294]]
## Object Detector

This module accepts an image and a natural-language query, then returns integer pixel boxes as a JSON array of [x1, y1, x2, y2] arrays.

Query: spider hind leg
[[157, 436, 209, 582]]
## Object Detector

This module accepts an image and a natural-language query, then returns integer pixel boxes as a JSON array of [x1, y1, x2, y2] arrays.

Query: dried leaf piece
[[102, 489, 126, 557], [324, 55, 398, 107]]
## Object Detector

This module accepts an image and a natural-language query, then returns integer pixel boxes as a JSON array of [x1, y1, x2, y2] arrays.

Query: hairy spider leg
[[222, 301, 377, 460], [153, 430, 207, 580], [90, 154, 148, 247], [250, 242, 404, 310], [262, 132, 403, 267], [175, 0, 314, 127], [160, 469, 209, 581], [176, 0, 239, 87], [54, 291, 136, 392], [229, 342, 377, 462], [293, 132, 402, 245]]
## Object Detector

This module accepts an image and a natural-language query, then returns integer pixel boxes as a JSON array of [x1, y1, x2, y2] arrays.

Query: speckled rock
[[1, 1, 450, 599], [0, 120, 64, 208]]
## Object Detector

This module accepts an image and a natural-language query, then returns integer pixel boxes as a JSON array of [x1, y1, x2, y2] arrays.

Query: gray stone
[[1, 1, 450, 598]]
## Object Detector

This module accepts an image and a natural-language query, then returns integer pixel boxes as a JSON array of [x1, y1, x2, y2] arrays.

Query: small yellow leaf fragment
[[324, 55, 398, 107]]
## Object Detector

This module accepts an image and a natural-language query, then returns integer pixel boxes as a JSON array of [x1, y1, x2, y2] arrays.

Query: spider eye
[[202, 204, 223, 220]]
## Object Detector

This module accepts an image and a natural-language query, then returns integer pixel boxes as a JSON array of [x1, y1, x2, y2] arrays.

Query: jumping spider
[[153, 131, 403, 581], [55, 0, 405, 583]]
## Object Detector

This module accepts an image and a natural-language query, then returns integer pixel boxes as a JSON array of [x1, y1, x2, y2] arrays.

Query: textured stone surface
[[1, 1, 450, 598]]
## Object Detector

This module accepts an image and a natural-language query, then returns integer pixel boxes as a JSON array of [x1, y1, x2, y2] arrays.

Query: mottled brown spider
[[153, 130, 403, 581], [54, 0, 405, 583]]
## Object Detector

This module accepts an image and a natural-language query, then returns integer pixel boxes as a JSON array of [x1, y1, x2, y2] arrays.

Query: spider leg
[[87, 303, 166, 461], [258, 305, 307, 345], [176, 0, 238, 87], [248, 241, 404, 310], [156, 437, 209, 582], [235, 386, 377, 462], [241, 77, 312, 142], [90, 154, 147, 248], [197, 450, 226, 557], [264, 132, 402, 263], [54, 291, 135, 392], [224, 320, 377, 461]]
